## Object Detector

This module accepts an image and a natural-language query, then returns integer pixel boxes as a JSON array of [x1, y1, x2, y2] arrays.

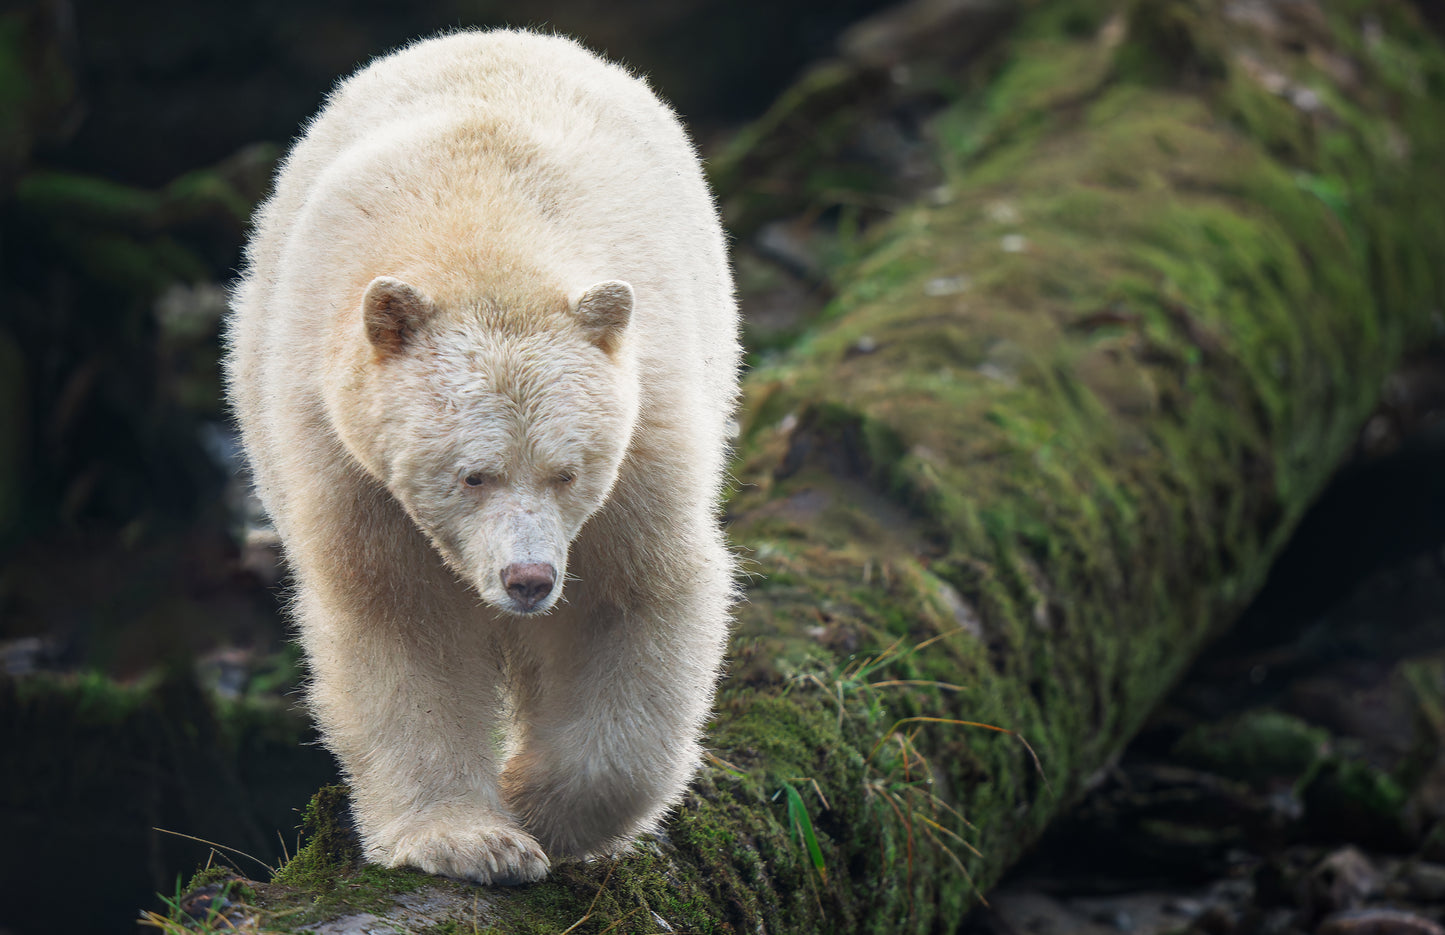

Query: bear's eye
[[462, 471, 499, 489], [553, 470, 576, 486]]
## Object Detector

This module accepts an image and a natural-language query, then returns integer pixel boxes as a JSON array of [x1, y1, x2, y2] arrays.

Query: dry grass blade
[[803, 776, 830, 811], [151, 827, 274, 873], [909, 628, 966, 653], [919, 818, 989, 907], [595, 908, 643, 935], [924, 789, 976, 831], [871, 783, 916, 910], [868, 717, 1050, 792], [560, 860, 617, 934], [915, 812, 982, 859], [867, 679, 965, 692], [704, 751, 747, 776]]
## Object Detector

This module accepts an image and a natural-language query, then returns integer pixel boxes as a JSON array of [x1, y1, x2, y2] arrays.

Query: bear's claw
[[378, 821, 550, 885]]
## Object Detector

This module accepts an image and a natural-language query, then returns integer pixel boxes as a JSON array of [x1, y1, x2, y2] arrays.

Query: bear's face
[[352, 276, 639, 616]]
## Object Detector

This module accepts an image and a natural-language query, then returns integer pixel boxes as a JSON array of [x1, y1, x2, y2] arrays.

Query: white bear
[[225, 29, 739, 884]]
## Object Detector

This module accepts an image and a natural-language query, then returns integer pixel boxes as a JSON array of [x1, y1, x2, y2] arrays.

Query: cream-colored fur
[[225, 30, 738, 884]]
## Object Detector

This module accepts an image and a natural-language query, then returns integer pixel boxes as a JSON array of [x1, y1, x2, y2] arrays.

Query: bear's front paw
[[376, 819, 550, 885]]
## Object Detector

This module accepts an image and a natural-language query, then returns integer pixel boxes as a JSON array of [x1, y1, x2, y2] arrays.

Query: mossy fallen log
[[174, 0, 1445, 931]]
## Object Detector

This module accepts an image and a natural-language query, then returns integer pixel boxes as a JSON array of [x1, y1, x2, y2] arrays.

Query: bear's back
[[248, 30, 715, 293], [241, 29, 730, 362], [289, 31, 685, 193]]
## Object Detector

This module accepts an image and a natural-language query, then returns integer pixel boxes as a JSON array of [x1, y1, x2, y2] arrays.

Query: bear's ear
[[573, 280, 633, 353], [363, 276, 435, 355]]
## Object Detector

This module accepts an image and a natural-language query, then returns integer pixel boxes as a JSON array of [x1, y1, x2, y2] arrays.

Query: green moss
[[418, 923, 466, 935], [10, 166, 264, 301], [15, 171, 166, 225], [166, 166, 256, 224], [253, 785, 465, 925], [1173, 710, 1331, 789], [1301, 758, 1410, 844], [1114, 0, 1229, 86], [179, 867, 258, 909], [268, 785, 360, 889], [709, 61, 892, 238]]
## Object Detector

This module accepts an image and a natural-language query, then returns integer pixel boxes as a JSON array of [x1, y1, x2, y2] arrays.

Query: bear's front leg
[[500, 593, 728, 859], [293, 548, 548, 885]]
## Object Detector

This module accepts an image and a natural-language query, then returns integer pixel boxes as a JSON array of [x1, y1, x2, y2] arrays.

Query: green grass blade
[[783, 782, 828, 882]]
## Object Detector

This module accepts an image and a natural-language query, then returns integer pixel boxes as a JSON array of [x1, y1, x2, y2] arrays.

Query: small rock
[[1256, 907, 1296, 935], [755, 221, 823, 282], [176, 883, 243, 930], [1000, 233, 1028, 253], [985, 200, 1020, 224], [1318, 908, 1445, 935], [1088, 907, 1134, 931], [1289, 86, 1323, 115], [923, 274, 970, 296], [154, 281, 230, 340], [198, 648, 253, 699], [1209, 877, 1254, 905], [1, 636, 62, 676], [1192, 903, 1237, 935], [1310, 847, 1381, 914], [1164, 898, 1205, 919], [1398, 861, 1445, 903], [935, 580, 984, 638], [976, 362, 1017, 387]]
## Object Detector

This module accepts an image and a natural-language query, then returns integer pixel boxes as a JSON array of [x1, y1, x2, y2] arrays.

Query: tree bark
[[221, 1, 1445, 931]]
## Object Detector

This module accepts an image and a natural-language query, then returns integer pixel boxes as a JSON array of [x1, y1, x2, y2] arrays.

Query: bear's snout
[[501, 563, 557, 612]]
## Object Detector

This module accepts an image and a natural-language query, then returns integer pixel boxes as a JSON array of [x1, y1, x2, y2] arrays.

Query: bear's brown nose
[[501, 563, 556, 611]]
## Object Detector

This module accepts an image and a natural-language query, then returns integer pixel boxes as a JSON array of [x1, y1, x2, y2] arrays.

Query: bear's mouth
[[495, 596, 558, 617]]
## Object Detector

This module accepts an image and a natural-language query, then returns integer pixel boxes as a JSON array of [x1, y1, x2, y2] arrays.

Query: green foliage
[[1173, 709, 1331, 789], [1302, 758, 1410, 843]]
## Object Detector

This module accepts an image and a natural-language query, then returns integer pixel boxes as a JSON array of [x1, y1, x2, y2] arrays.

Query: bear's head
[[340, 274, 640, 616]]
